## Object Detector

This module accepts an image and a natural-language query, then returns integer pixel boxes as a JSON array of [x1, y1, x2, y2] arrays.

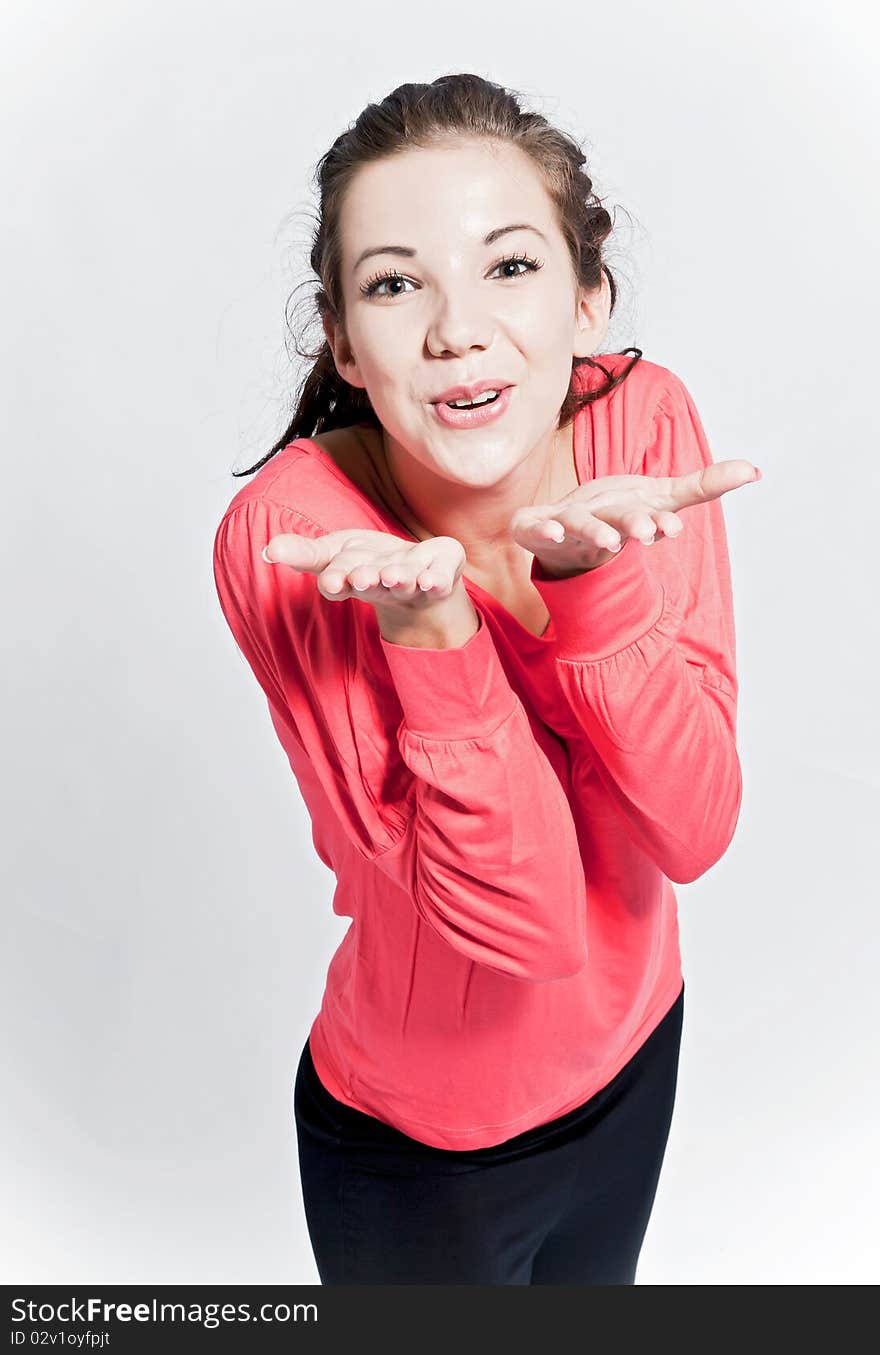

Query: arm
[[213, 494, 589, 981], [529, 372, 742, 884]]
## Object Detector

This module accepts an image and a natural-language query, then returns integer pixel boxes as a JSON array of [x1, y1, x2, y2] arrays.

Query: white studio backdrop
[[1, 0, 877, 1284]]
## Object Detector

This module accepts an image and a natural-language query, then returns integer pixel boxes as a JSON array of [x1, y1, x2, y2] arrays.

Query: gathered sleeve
[[212, 494, 589, 981], [530, 371, 742, 884]]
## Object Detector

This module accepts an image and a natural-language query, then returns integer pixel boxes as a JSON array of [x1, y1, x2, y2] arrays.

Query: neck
[[374, 421, 579, 577]]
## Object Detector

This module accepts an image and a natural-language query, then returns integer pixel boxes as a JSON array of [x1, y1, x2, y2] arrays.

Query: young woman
[[212, 72, 760, 1284]]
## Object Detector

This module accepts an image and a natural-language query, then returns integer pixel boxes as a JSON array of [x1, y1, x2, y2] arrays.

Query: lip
[[431, 384, 514, 429], [430, 379, 513, 405]]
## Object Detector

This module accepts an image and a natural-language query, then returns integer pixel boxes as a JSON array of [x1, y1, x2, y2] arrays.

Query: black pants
[[293, 981, 683, 1285]]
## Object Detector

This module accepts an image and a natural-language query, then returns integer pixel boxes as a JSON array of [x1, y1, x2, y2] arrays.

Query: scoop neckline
[[287, 407, 590, 646]]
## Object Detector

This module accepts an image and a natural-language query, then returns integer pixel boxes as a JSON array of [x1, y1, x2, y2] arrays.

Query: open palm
[[510, 459, 762, 577]]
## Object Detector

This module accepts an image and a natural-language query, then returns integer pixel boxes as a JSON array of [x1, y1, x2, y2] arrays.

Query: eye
[[490, 251, 544, 281], [359, 251, 545, 300], [359, 269, 415, 300]]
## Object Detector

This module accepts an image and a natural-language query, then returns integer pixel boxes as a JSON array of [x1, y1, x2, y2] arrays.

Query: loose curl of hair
[[234, 72, 642, 478]]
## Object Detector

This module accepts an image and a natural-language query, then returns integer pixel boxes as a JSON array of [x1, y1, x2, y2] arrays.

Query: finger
[[323, 555, 384, 595], [264, 528, 408, 574], [375, 556, 441, 595], [377, 560, 425, 596], [652, 509, 684, 540], [262, 531, 339, 573], [322, 540, 426, 595], [509, 506, 564, 539], [320, 566, 350, 596], [542, 505, 625, 552], [512, 512, 566, 544], [610, 509, 662, 546], [413, 549, 449, 594], [417, 536, 468, 594], [319, 550, 376, 597], [671, 459, 760, 510], [513, 517, 568, 547], [350, 553, 403, 591], [338, 541, 440, 598], [349, 567, 382, 591], [510, 505, 612, 552]]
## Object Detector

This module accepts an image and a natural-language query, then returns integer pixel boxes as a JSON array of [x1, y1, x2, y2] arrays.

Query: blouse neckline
[[286, 391, 592, 648]]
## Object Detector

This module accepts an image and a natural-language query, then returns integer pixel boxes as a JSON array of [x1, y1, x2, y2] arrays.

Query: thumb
[[262, 531, 337, 573]]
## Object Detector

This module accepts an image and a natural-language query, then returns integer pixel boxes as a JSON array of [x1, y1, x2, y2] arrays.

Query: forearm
[[531, 537, 741, 882]]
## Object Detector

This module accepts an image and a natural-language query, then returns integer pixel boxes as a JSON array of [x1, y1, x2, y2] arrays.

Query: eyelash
[[359, 250, 545, 299]]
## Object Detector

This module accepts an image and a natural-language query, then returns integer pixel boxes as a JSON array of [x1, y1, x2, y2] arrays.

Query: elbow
[[542, 945, 590, 982], [665, 859, 707, 886], [422, 908, 590, 982], [663, 825, 740, 885], [665, 765, 743, 884], [491, 940, 590, 984], [412, 866, 590, 983]]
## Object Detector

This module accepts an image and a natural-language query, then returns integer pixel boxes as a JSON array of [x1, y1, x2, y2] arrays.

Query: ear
[[322, 313, 367, 392], [572, 269, 612, 360]]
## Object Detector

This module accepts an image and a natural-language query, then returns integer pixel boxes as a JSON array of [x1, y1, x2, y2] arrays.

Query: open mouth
[[430, 385, 514, 428], [443, 390, 502, 410]]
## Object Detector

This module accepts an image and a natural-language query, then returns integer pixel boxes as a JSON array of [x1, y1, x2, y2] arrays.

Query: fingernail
[[261, 545, 275, 564], [753, 466, 762, 481]]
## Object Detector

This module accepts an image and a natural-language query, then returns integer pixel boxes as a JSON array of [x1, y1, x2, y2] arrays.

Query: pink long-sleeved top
[[212, 353, 741, 1150]]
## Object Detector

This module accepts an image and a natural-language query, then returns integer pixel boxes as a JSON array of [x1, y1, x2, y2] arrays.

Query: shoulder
[[215, 433, 383, 539], [574, 350, 690, 413], [572, 352, 699, 476], [212, 436, 377, 640]]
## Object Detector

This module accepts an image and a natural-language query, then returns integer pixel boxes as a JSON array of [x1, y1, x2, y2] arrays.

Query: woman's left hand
[[510, 459, 762, 578]]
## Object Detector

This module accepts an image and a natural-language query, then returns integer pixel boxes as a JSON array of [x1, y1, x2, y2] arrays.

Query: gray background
[[2, 0, 877, 1284]]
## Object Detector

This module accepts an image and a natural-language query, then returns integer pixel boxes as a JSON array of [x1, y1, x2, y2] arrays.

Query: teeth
[[448, 390, 499, 408]]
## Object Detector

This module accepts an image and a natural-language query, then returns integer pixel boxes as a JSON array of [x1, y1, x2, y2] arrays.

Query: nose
[[425, 294, 494, 358]]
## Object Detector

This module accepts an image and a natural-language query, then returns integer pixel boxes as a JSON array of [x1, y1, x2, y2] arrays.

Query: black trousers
[[293, 980, 684, 1285]]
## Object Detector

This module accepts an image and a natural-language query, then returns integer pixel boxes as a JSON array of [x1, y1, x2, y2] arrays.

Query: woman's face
[[328, 138, 609, 492]]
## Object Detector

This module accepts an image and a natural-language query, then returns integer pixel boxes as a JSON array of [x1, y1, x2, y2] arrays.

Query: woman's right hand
[[261, 527, 469, 619]]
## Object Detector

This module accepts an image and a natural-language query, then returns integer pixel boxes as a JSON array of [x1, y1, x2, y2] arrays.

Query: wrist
[[376, 584, 480, 649]]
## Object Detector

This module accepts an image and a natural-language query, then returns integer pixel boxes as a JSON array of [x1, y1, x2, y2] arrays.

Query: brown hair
[[234, 72, 642, 478]]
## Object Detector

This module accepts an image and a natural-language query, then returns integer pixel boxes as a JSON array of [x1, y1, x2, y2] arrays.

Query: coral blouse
[[212, 353, 741, 1150]]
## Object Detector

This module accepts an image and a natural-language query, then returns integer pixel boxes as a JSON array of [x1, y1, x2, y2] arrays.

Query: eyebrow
[[352, 223, 549, 273]]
